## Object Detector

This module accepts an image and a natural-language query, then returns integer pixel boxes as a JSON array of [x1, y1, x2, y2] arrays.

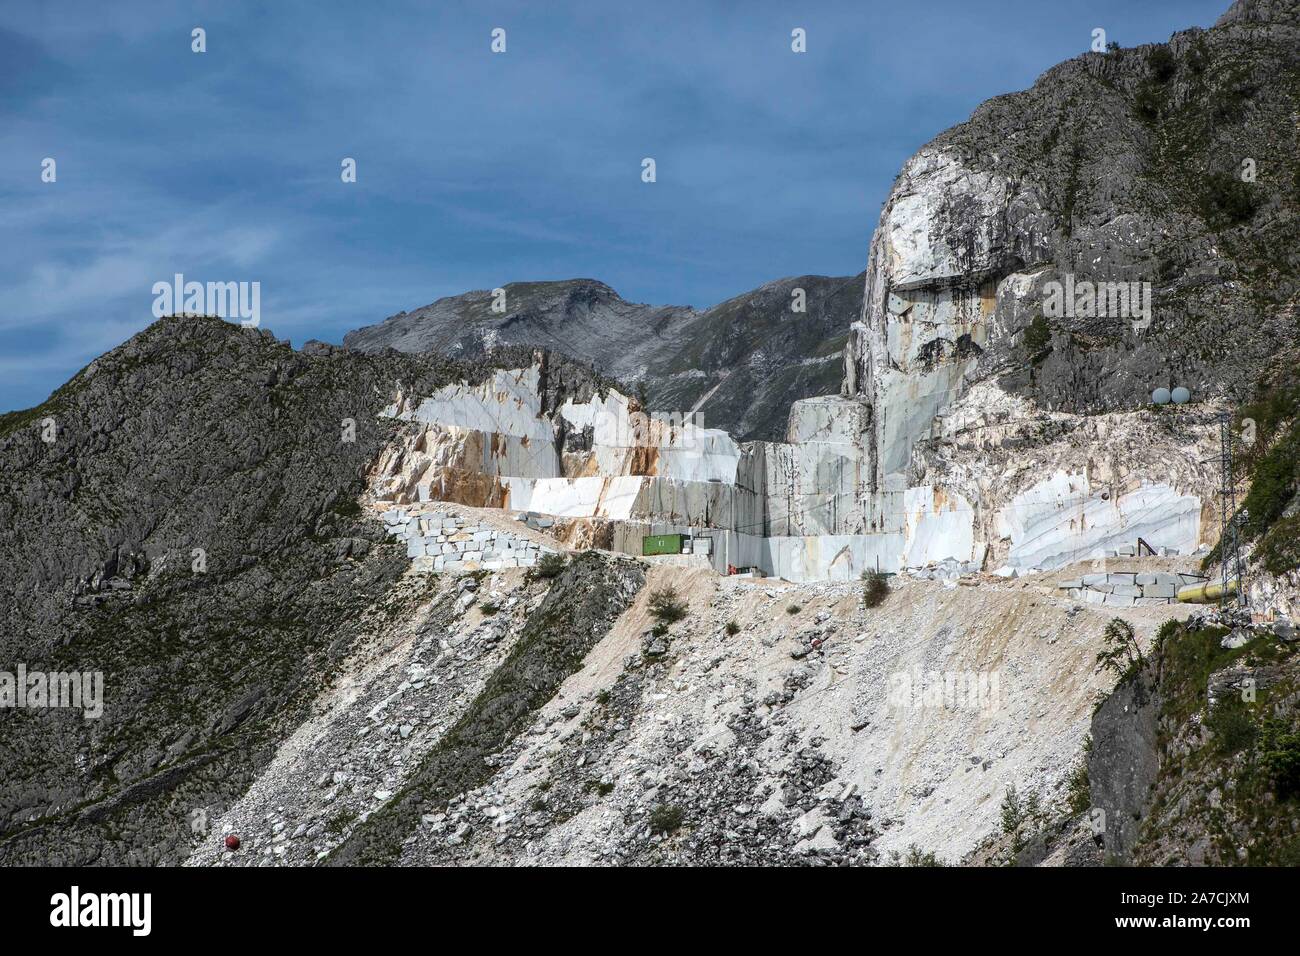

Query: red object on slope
[[225, 834, 241, 851]]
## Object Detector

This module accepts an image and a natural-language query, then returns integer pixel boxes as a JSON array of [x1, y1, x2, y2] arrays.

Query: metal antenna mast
[[1217, 410, 1246, 610]]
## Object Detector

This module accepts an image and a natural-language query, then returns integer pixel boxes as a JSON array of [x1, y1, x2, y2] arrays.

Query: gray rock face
[[1087, 670, 1161, 864], [845, 1, 1300, 486], [326, 550, 646, 866], [343, 274, 864, 442]]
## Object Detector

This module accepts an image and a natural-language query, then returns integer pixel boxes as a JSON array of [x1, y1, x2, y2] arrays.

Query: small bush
[[648, 804, 684, 835], [725, 620, 741, 636], [1260, 720, 1300, 800], [900, 845, 948, 867], [594, 689, 611, 706], [1134, 81, 1163, 121], [648, 586, 688, 624], [1095, 618, 1144, 683], [1066, 761, 1091, 815], [1205, 694, 1257, 755], [325, 809, 357, 836], [1022, 313, 1051, 358], [333, 497, 363, 519], [1259, 514, 1300, 575], [479, 601, 500, 616], [786, 603, 802, 615], [532, 552, 568, 580], [861, 569, 890, 608], [1000, 784, 1023, 835]]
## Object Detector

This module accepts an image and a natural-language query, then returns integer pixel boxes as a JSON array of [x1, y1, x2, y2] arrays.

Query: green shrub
[[1066, 736, 1092, 815], [1258, 514, 1300, 575], [1260, 720, 1300, 800], [725, 620, 741, 636], [786, 603, 802, 615], [532, 551, 568, 580], [648, 804, 684, 835], [1000, 784, 1024, 834], [1205, 694, 1257, 755], [325, 809, 357, 836], [899, 845, 948, 866], [1095, 618, 1144, 683], [1134, 81, 1163, 121], [861, 569, 890, 608], [648, 586, 688, 624]]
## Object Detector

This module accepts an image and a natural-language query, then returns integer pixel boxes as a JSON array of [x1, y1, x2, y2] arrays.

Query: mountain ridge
[[343, 272, 864, 442]]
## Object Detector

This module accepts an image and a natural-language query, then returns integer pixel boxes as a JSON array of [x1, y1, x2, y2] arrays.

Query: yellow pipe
[[1176, 578, 1239, 604]]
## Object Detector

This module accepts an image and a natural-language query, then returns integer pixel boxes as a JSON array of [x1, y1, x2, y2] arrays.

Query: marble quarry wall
[[367, 362, 984, 581], [366, 350, 1213, 582], [365, 150, 1216, 582]]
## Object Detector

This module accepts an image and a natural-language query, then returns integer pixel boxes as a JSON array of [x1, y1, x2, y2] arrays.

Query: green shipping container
[[642, 534, 685, 556]]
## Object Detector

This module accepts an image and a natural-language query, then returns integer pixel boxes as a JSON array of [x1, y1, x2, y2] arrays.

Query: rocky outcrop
[[1087, 667, 1161, 863], [1008, 612, 1300, 866], [845, 0, 1300, 523]]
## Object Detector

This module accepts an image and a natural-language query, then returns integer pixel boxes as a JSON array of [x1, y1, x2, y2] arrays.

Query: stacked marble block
[[381, 507, 552, 573], [1058, 571, 1206, 607]]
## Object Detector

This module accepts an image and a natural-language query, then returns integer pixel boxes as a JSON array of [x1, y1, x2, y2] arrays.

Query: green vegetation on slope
[[1131, 620, 1300, 865]]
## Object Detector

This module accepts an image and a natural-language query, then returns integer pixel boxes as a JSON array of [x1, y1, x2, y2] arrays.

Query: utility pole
[[1217, 410, 1247, 612]]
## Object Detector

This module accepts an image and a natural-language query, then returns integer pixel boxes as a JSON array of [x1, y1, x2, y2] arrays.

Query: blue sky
[[0, 0, 1227, 412]]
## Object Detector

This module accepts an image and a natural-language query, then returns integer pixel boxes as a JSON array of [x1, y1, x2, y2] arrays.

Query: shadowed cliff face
[[343, 274, 864, 443]]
